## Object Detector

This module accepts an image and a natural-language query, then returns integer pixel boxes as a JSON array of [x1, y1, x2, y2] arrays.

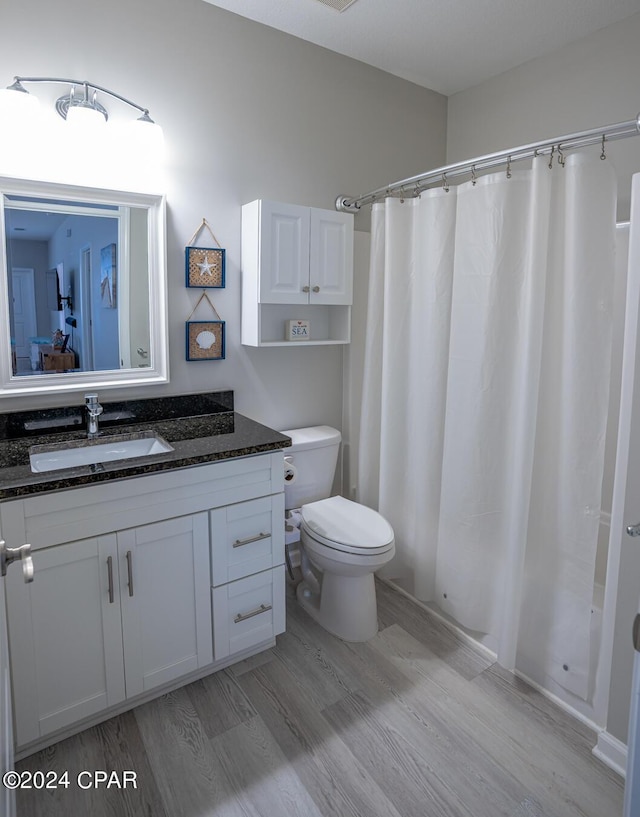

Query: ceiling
[[202, 0, 640, 96]]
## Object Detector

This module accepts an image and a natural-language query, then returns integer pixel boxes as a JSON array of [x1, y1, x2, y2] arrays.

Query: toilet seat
[[301, 495, 394, 556]]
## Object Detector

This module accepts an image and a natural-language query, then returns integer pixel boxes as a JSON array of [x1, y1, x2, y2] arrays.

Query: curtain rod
[[335, 114, 640, 212]]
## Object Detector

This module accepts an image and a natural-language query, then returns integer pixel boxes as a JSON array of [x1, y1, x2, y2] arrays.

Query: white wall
[[447, 12, 640, 744], [0, 0, 447, 430], [447, 11, 640, 221]]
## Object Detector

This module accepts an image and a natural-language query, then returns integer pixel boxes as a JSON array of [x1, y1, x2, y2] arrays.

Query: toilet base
[[296, 571, 379, 642]]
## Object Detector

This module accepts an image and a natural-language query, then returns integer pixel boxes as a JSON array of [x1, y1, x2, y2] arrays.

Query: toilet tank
[[282, 425, 341, 510]]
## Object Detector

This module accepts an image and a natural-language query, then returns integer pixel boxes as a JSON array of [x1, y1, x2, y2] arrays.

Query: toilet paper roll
[[284, 460, 298, 484]]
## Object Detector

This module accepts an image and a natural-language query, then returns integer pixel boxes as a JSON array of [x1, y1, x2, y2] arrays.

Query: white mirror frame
[[0, 176, 168, 397]]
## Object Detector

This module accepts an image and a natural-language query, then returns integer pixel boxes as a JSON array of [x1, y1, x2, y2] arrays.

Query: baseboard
[[593, 730, 627, 778]]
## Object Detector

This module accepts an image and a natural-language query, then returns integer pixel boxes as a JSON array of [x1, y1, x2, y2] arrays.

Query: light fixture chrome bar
[[10, 76, 154, 119], [336, 114, 640, 212]]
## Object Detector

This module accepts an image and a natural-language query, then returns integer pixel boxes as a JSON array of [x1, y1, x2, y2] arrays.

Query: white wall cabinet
[[2, 452, 285, 754], [242, 199, 354, 346]]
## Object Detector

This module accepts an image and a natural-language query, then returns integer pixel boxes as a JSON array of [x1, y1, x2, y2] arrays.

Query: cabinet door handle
[[107, 555, 114, 604], [312, 285, 320, 293], [0, 540, 33, 583], [233, 532, 270, 548], [234, 603, 272, 623], [302, 285, 310, 293], [126, 550, 134, 597]]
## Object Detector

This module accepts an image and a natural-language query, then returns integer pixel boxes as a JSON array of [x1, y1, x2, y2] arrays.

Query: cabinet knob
[[302, 285, 310, 293], [312, 286, 320, 293]]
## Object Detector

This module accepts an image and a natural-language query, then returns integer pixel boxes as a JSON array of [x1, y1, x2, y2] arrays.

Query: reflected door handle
[[627, 523, 640, 537], [0, 540, 34, 583]]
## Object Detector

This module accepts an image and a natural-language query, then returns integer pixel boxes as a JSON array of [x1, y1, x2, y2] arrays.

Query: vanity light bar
[[4, 76, 158, 125]]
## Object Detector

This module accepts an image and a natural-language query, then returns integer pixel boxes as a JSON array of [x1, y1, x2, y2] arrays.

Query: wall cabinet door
[[7, 535, 126, 747], [259, 201, 310, 304], [309, 208, 353, 305], [118, 514, 212, 699]]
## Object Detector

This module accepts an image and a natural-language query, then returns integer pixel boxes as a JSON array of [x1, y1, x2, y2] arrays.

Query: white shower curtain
[[359, 153, 617, 698]]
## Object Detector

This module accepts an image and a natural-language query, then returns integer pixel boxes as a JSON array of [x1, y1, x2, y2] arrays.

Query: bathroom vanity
[[0, 392, 290, 756]]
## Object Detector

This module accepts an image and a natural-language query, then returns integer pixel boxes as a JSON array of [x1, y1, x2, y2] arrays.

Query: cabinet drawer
[[212, 566, 285, 660], [210, 494, 284, 585]]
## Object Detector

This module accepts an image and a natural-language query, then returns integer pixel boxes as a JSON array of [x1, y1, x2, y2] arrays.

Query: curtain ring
[[548, 145, 555, 170], [506, 156, 512, 179], [399, 186, 405, 204], [414, 182, 421, 199], [471, 165, 477, 186], [442, 173, 449, 192], [558, 145, 565, 167], [601, 135, 606, 160]]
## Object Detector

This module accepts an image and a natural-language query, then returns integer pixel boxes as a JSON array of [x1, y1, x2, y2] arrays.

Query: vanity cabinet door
[[6, 535, 126, 747], [118, 513, 212, 699]]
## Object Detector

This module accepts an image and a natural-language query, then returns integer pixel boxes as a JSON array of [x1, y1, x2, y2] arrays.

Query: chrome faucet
[[85, 393, 103, 439]]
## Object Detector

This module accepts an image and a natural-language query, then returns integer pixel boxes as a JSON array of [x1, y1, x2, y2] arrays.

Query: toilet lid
[[301, 495, 394, 550]]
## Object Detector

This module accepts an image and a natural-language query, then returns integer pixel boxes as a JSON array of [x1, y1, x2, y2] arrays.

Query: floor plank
[[187, 667, 257, 739], [209, 715, 324, 817], [14, 579, 624, 817], [371, 623, 623, 817], [133, 686, 250, 817], [16, 711, 167, 817], [237, 655, 405, 817], [376, 578, 495, 680]]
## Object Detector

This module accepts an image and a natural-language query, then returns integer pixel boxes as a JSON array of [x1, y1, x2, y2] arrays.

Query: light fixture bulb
[[129, 114, 164, 156], [0, 83, 40, 119], [65, 103, 107, 128]]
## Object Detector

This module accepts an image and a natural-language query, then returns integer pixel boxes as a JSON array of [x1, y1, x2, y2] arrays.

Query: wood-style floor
[[16, 579, 624, 817]]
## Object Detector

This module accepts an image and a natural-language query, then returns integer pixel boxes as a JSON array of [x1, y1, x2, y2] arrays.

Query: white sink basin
[[29, 431, 174, 474]]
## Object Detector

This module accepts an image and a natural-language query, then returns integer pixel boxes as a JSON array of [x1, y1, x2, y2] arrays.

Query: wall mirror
[[0, 177, 167, 397]]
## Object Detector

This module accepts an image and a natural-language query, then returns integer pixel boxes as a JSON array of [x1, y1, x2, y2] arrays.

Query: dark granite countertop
[[0, 391, 291, 500]]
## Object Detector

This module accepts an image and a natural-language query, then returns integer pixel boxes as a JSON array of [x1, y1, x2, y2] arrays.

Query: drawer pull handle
[[234, 603, 272, 623], [233, 532, 270, 548], [126, 550, 134, 597], [107, 555, 114, 604]]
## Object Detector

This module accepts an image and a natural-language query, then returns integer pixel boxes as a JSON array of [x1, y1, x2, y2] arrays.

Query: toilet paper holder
[[284, 455, 297, 484]]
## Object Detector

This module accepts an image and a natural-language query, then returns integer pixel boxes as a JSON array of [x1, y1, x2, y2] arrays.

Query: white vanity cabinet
[[241, 199, 354, 346], [1, 451, 286, 753]]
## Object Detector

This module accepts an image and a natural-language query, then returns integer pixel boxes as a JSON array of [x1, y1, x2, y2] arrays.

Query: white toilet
[[283, 426, 395, 642]]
